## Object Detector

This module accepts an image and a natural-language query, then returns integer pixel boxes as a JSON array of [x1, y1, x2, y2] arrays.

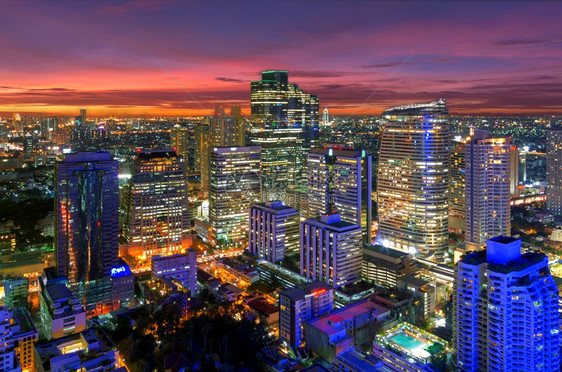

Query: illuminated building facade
[[151, 250, 198, 294], [124, 149, 191, 259], [510, 145, 520, 197], [0, 307, 21, 372], [300, 213, 362, 288], [209, 104, 245, 147], [449, 140, 466, 233], [55, 152, 119, 285], [170, 125, 191, 174], [465, 130, 511, 251], [456, 237, 560, 371], [251, 70, 319, 129], [10, 308, 38, 372], [249, 201, 300, 262], [249, 127, 307, 201], [546, 125, 562, 216], [279, 282, 333, 349], [377, 99, 449, 261], [209, 146, 261, 247], [194, 123, 210, 191], [307, 146, 373, 243]]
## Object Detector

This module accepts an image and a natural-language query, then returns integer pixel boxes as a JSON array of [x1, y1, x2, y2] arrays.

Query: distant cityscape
[[1, 65, 561, 372]]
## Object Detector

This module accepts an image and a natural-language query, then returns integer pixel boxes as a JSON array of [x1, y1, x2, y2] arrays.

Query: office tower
[[546, 125, 562, 216], [170, 125, 190, 174], [55, 152, 119, 285], [322, 107, 329, 125], [194, 123, 210, 191], [249, 127, 307, 201], [249, 201, 300, 262], [80, 108, 86, 125], [301, 213, 362, 288], [3, 277, 29, 310], [456, 236, 560, 371], [465, 130, 511, 251], [449, 140, 466, 233], [0, 308, 20, 372], [510, 145, 520, 197], [209, 104, 245, 147], [377, 99, 449, 261], [251, 70, 319, 128], [307, 146, 373, 243], [151, 250, 198, 293], [209, 146, 261, 247], [124, 149, 191, 259], [279, 282, 333, 349]]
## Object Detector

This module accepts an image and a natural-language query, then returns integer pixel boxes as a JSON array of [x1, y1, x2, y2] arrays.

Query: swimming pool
[[390, 332, 426, 351]]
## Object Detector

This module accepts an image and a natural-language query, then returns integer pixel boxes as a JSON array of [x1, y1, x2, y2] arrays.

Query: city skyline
[[2, 1, 562, 116]]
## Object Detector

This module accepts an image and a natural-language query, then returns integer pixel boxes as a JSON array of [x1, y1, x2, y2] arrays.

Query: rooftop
[[364, 244, 410, 259], [383, 98, 446, 115]]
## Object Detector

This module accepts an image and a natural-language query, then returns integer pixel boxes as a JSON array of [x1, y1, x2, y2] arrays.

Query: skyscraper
[[194, 123, 210, 191], [279, 282, 333, 349], [301, 213, 362, 288], [465, 129, 511, 251], [546, 125, 562, 216], [170, 125, 191, 174], [251, 70, 319, 128], [456, 236, 560, 371], [322, 107, 329, 126], [510, 145, 520, 197], [209, 104, 245, 147], [209, 146, 261, 247], [55, 152, 119, 285], [307, 145, 373, 243], [377, 99, 449, 261], [249, 201, 300, 262], [124, 149, 191, 260], [449, 140, 466, 233]]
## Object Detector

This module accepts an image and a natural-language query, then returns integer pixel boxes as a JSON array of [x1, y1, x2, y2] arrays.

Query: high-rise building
[[194, 123, 210, 191], [377, 99, 449, 261], [251, 70, 319, 129], [362, 245, 418, 288], [465, 130, 511, 251], [456, 236, 560, 371], [301, 213, 362, 288], [151, 250, 198, 294], [249, 201, 300, 262], [170, 125, 191, 174], [10, 308, 38, 372], [55, 152, 119, 285], [449, 140, 466, 233], [279, 282, 333, 349], [209, 146, 261, 247], [510, 145, 520, 197], [124, 149, 191, 260], [322, 107, 329, 126], [249, 127, 306, 201], [209, 104, 245, 147], [307, 146, 373, 243], [546, 125, 562, 216]]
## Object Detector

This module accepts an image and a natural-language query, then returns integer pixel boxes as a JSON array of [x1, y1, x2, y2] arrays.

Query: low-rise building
[[11, 307, 39, 372], [397, 276, 435, 320], [3, 277, 29, 310], [305, 300, 392, 363], [151, 250, 198, 293], [33, 328, 123, 372], [362, 245, 417, 287], [331, 349, 387, 372]]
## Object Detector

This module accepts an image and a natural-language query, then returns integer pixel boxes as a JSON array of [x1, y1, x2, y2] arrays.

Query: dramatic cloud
[[0, 1, 561, 115]]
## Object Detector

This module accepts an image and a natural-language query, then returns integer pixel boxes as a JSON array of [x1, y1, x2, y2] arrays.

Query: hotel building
[[465, 130, 511, 250], [377, 99, 449, 261], [456, 236, 560, 371]]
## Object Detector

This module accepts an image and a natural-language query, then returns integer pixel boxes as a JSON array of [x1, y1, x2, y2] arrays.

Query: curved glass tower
[[377, 99, 449, 261]]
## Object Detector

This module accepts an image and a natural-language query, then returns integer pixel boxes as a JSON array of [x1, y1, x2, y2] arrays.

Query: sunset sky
[[2, 0, 562, 116]]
